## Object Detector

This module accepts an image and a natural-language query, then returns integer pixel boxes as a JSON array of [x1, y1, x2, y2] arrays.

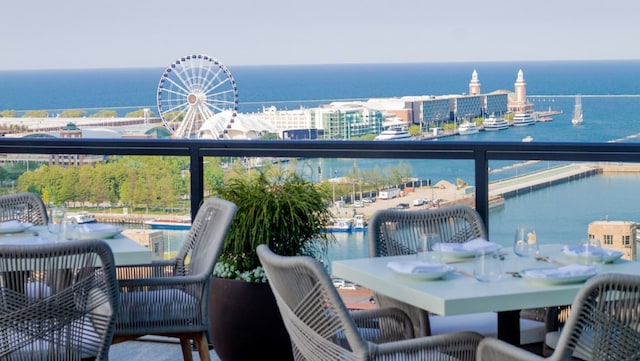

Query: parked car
[[332, 278, 346, 288], [362, 197, 376, 203], [413, 198, 427, 206], [395, 202, 410, 209], [352, 201, 364, 208], [341, 282, 357, 290]]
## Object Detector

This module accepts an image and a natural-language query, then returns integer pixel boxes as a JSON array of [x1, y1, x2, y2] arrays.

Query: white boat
[[67, 211, 97, 224], [482, 115, 509, 131], [145, 216, 192, 230], [374, 129, 411, 140], [458, 121, 479, 135], [522, 135, 534, 142], [326, 218, 353, 232], [353, 214, 367, 232], [512, 112, 536, 126], [571, 96, 583, 125]]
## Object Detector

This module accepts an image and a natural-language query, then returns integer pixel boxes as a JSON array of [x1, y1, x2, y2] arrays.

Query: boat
[[353, 214, 367, 232], [522, 135, 534, 142], [571, 96, 583, 125], [326, 218, 353, 232], [144, 216, 192, 230], [512, 112, 536, 126], [482, 115, 509, 131], [67, 211, 97, 224], [458, 121, 479, 135], [374, 128, 412, 140]]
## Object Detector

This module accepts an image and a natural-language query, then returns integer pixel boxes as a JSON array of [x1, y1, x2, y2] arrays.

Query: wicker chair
[[112, 197, 237, 361], [0, 192, 48, 226], [257, 244, 483, 361], [0, 239, 120, 361], [478, 273, 640, 361], [368, 205, 545, 345]]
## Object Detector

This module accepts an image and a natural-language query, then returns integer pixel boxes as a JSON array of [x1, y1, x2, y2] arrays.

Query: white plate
[[69, 223, 123, 240], [434, 242, 502, 259], [520, 267, 597, 285], [0, 220, 33, 234], [387, 261, 454, 281], [561, 245, 624, 264]]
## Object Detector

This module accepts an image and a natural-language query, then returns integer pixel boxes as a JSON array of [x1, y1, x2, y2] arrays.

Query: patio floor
[[109, 336, 221, 361]]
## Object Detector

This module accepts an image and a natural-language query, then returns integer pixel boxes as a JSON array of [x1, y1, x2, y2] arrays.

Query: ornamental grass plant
[[213, 167, 334, 282]]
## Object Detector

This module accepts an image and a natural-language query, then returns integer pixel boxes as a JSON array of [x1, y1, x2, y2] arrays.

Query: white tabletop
[[332, 244, 640, 316], [0, 225, 152, 266]]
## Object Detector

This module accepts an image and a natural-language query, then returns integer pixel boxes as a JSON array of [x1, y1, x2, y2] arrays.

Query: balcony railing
[[1, 137, 639, 233]]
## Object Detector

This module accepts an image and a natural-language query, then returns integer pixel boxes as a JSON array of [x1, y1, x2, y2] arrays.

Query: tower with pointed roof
[[469, 70, 481, 96]]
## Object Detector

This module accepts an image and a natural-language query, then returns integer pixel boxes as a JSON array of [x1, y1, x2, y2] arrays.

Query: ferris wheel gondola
[[157, 54, 238, 139]]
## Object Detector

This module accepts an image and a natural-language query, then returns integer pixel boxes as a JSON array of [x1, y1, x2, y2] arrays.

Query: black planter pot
[[208, 277, 293, 361]]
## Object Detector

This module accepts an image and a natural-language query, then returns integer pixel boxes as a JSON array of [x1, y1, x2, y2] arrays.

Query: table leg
[[497, 310, 521, 345]]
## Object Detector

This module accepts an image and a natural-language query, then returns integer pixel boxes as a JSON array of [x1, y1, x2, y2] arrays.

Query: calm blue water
[[1, 61, 640, 262]]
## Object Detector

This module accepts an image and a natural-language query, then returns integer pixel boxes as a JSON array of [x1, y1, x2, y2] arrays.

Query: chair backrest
[[368, 204, 487, 258], [0, 192, 48, 226], [553, 273, 640, 360], [257, 244, 375, 360], [174, 197, 237, 277], [0, 239, 119, 361]]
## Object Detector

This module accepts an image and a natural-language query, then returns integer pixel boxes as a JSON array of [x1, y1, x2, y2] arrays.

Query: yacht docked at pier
[[512, 112, 536, 126], [457, 121, 479, 135], [482, 115, 509, 131]]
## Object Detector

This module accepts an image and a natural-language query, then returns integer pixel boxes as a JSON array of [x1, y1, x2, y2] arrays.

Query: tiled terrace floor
[[109, 336, 221, 361]]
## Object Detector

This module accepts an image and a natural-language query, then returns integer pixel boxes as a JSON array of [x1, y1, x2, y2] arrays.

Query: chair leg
[[194, 333, 211, 361], [179, 337, 195, 361]]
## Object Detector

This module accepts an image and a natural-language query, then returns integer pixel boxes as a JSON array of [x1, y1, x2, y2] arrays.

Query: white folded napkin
[[387, 261, 448, 274], [0, 220, 22, 229], [525, 264, 596, 278], [562, 245, 616, 257], [435, 238, 500, 253]]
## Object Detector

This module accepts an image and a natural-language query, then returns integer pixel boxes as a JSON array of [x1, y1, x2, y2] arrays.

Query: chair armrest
[[351, 307, 415, 341], [477, 337, 544, 361], [117, 274, 207, 288], [374, 331, 483, 361]]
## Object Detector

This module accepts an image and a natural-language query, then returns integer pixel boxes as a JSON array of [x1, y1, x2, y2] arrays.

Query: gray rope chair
[[112, 197, 237, 361], [0, 239, 120, 361], [477, 273, 640, 361], [0, 192, 48, 225], [257, 244, 483, 361], [368, 205, 545, 345]]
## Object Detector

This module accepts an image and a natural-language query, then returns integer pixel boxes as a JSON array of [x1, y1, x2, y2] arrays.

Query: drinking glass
[[416, 233, 442, 264], [48, 205, 66, 241], [578, 239, 604, 267], [514, 226, 539, 257], [473, 248, 502, 282]]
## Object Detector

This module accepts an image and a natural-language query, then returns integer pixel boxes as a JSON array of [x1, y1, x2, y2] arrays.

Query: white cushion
[[430, 312, 546, 345]]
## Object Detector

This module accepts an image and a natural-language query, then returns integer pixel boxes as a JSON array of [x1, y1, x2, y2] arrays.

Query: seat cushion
[[119, 289, 198, 324], [430, 312, 546, 345], [545, 331, 590, 360]]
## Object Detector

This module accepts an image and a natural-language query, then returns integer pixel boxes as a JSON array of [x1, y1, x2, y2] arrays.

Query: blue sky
[[2, 0, 639, 70]]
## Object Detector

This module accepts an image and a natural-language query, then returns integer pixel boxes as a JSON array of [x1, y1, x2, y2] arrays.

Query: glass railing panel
[[487, 159, 640, 260]]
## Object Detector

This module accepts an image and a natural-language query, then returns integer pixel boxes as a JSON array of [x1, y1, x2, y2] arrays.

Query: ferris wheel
[[157, 54, 239, 139]]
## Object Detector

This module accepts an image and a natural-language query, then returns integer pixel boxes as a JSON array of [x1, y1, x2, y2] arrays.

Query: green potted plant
[[209, 167, 334, 361]]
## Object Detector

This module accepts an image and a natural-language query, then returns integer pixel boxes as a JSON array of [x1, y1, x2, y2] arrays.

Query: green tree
[[125, 109, 157, 117], [0, 110, 17, 118], [23, 110, 48, 118], [59, 109, 87, 118], [91, 110, 118, 118], [408, 124, 422, 136]]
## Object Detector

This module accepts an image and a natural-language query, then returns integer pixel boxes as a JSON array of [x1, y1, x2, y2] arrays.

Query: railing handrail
[[2, 137, 639, 231]]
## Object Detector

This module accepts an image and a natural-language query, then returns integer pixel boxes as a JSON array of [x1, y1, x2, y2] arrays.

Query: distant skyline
[[2, 0, 640, 71]]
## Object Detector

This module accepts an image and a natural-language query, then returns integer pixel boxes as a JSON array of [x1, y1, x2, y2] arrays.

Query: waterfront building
[[509, 69, 534, 115], [588, 220, 638, 260]]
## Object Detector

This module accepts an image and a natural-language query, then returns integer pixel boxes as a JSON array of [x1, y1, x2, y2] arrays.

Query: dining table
[[331, 243, 640, 345], [0, 224, 152, 265]]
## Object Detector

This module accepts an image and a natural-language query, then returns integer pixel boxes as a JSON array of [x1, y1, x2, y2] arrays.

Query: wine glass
[[473, 248, 502, 282], [578, 238, 604, 268], [48, 205, 66, 241], [514, 226, 539, 257], [417, 232, 442, 264]]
